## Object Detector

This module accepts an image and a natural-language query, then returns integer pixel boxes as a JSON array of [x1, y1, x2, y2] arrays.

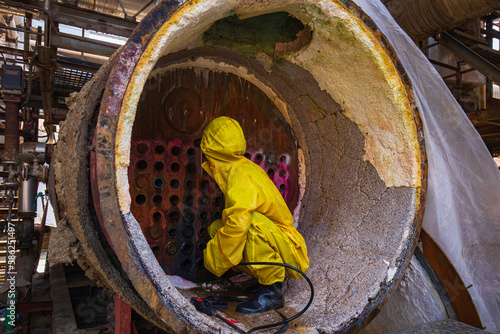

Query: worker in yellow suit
[[198, 116, 309, 314]]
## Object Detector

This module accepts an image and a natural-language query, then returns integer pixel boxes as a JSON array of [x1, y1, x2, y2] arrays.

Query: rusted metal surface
[[2, 92, 21, 162], [115, 293, 132, 334], [130, 67, 298, 282]]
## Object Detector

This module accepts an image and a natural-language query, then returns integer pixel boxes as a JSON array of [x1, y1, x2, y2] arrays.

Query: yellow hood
[[200, 116, 246, 193]]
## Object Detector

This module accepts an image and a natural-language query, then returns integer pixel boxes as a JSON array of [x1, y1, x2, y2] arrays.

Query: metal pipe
[[51, 33, 119, 57], [384, 0, 500, 41], [437, 32, 500, 85], [18, 167, 38, 214], [20, 142, 46, 156]]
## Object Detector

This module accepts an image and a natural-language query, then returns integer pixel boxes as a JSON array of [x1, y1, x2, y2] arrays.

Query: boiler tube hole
[[180, 258, 193, 271], [153, 194, 163, 205], [154, 161, 164, 171], [153, 177, 164, 188], [199, 228, 208, 236], [170, 162, 180, 173], [136, 160, 148, 170], [197, 242, 207, 253], [279, 184, 286, 193], [171, 146, 181, 156], [182, 226, 194, 238], [199, 212, 208, 221], [135, 194, 146, 205], [185, 195, 194, 206], [280, 155, 287, 164], [137, 143, 148, 154], [155, 145, 165, 154], [201, 180, 209, 189], [183, 209, 194, 222], [214, 196, 223, 206], [166, 242, 178, 255], [187, 148, 195, 158], [255, 154, 263, 163], [170, 178, 180, 189], [181, 242, 194, 255], [199, 196, 209, 205], [152, 212, 162, 221], [279, 169, 287, 178], [267, 169, 275, 179], [244, 152, 251, 159], [187, 180, 196, 190], [169, 211, 179, 223], [170, 195, 179, 206], [167, 227, 179, 239], [214, 211, 222, 220]]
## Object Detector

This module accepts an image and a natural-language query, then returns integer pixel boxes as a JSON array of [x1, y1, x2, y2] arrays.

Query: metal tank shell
[[54, 0, 427, 332]]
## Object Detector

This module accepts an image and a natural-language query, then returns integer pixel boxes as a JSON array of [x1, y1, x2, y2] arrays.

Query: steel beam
[[41, 1, 136, 37], [438, 32, 500, 85]]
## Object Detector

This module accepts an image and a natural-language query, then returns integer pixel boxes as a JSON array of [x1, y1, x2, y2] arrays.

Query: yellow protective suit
[[201, 116, 309, 285]]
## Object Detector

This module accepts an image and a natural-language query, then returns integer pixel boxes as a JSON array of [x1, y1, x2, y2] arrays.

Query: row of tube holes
[[133, 144, 289, 270], [134, 144, 218, 267]]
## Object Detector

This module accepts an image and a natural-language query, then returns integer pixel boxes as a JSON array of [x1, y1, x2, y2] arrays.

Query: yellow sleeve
[[203, 174, 262, 277]]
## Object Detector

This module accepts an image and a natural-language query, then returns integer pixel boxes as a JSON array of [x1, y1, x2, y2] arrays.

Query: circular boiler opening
[[110, 2, 425, 333], [128, 60, 300, 287]]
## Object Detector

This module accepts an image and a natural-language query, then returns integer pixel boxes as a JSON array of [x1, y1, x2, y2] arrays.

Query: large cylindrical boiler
[[53, 0, 426, 332]]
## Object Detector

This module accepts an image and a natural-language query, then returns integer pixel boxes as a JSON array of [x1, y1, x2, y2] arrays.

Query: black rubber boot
[[244, 282, 263, 294], [236, 282, 284, 314]]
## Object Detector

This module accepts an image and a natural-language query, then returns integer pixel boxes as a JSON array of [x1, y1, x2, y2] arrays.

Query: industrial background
[[0, 0, 498, 333]]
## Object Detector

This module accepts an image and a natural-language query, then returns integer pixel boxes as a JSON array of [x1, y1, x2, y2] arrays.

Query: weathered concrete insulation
[[383, 0, 500, 41], [55, 0, 427, 333]]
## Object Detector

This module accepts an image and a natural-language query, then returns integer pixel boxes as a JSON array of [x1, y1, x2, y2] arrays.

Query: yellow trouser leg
[[206, 213, 291, 285], [238, 212, 288, 285]]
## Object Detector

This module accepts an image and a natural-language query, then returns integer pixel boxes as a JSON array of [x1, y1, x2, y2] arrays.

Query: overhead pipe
[[383, 0, 500, 41]]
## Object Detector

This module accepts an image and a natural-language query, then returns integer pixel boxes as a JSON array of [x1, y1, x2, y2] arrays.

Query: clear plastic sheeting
[[354, 1, 500, 332]]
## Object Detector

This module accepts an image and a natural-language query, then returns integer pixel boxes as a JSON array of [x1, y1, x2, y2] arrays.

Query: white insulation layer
[[354, 1, 500, 332]]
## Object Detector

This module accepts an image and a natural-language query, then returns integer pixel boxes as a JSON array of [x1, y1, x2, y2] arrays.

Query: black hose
[[238, 262, 314, 334]]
